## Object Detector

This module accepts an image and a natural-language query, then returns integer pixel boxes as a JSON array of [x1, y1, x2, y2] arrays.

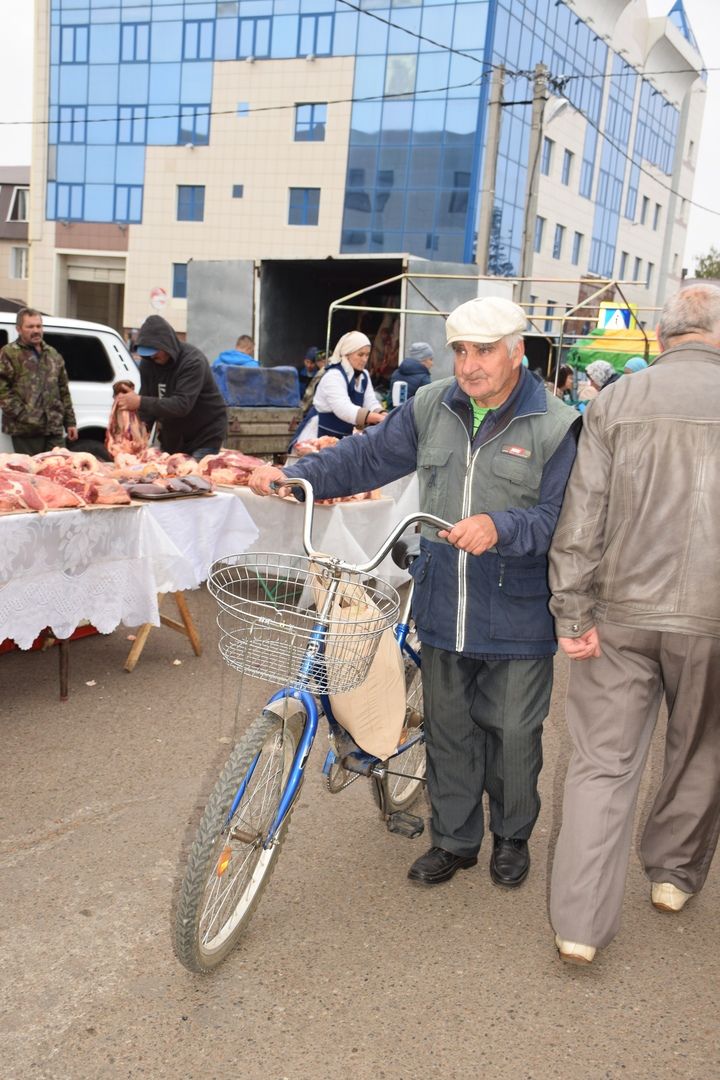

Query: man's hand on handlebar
[[437, 513, 498, 555], [248, 464, 292, 496]]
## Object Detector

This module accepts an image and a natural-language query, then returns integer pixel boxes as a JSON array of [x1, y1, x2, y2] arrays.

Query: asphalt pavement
[[1, 588, 718, 1080]]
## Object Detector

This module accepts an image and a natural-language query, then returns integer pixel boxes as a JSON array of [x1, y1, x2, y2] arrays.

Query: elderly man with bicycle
[[250, 297, 579, 889]]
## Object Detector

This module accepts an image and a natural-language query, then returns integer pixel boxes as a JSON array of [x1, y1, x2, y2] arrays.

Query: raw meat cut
[[105, 393, 148, 458], [0, 470, 85, 514]]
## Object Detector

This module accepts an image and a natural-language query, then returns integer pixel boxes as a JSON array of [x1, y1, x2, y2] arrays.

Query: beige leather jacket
[[549, 342, 720, 638]]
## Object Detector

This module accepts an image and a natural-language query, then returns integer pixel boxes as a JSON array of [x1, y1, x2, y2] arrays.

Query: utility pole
[[518, 63, 549, 307], [475, 64, 505, 274]]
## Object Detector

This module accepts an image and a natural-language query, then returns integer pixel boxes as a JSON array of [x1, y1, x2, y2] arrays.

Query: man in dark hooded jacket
[[115, 315, 227, 458]]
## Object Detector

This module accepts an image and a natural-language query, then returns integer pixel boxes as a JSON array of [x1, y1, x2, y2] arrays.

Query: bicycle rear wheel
[[377, 635, 426, 813], [174, 708, 304, 973]]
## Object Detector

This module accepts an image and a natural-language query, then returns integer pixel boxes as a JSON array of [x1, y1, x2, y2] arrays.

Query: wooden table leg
[[123, 622, 154, 673], [173, 591, 202, 656], [59, 639, 69, 701], [124, 592, 202, 672]]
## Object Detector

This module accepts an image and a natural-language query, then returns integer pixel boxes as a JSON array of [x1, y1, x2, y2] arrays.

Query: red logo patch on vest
[[501, 444, 532, 459]]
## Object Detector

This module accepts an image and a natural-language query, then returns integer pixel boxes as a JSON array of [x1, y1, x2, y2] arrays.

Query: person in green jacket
[[0, 308, 77, 454]]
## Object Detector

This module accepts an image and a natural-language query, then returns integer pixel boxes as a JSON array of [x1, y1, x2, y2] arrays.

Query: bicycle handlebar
[[270, 476, 454, 574]]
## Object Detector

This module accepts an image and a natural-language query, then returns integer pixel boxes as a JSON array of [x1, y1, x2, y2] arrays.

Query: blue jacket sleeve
[[282, 399, 419, 499], [486, 424, 579, 557]]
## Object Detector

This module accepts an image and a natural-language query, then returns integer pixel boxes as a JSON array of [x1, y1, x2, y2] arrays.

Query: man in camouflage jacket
[[0, 308, 78, 454]]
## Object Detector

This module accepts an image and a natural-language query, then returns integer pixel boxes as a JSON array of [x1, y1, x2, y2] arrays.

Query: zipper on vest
[[498, 559, 505, 588]]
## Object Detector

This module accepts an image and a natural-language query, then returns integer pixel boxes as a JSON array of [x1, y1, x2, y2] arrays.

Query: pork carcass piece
[[0, 470, 86, 513], [198, 450, 267, 486], [165, 453, 201, 476], [106, 396, 149, 458], [0, 452, 36, 473], [34, 465, 131, 505]]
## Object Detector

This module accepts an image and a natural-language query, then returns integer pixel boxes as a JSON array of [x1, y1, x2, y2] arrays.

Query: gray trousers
[[12, 433, 64, 455], [422, 645, 553, 857], [550, 622, 720, 949]]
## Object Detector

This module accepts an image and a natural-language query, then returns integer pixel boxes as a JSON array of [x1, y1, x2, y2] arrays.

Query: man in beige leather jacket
[[547, 284, 720, 965]]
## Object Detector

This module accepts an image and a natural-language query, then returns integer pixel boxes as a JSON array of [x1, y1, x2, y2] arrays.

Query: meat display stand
[[124, 591, 202, 672]]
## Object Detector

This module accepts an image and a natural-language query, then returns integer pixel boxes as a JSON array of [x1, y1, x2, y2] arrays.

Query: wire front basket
[[208, 553, 400, 694]]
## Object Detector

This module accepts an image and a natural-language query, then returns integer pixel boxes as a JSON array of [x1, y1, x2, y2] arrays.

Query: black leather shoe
[[408, 846, 478, 885], [489, 836, 530, 887]]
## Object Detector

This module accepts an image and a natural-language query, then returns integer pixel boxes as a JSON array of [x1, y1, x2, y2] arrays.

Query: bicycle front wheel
[[377, 635, 426, 813], [174, 708, 304, 973]]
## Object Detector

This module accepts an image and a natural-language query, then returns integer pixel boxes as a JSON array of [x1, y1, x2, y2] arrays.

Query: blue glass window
[[184, 20, 214, 60], [179, 105, 210, 145], [298, 14, 333, 56], [114, 184, 143, 223], [533, 216, 545, 253], [118, 106, 147, 144], [633, 256, 642, 281], [618, 250, 628, 278], [544, 302, 556, 335], [653, 202, 662, 230], [61, 26, 89, 64], [59, 106, 86, 143], [238, 17, 271, 58], [579, 127, 597, 199], [289, 187, 320, 225], [177, 185, 205, 221], [571, 231, 583, 266], [172, 263, 188, 298], [561, 149, 573, 186], [552, 223, 565, 260], [646, 262, 654, 288], [640, 195, 649, 225], [56, 183, 84, 221], [237, 102, 250, 118], [541, 137, 554, 176], [294, 103, 327, 141], [121, 23, 150, 62], [232, 185, 244, 198]]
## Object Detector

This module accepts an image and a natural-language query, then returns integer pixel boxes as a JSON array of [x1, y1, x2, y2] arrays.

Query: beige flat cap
[[446, 296, 527, 345]]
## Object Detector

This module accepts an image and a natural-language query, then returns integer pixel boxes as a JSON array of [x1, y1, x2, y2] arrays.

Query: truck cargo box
[[225, 406, 302, 459]]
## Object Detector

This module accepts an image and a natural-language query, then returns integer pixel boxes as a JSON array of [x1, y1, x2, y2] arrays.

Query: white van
[[0, 312, 140, 458]]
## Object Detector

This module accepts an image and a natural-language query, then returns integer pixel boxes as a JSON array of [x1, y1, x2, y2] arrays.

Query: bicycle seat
[[391, 532, 421, 569]]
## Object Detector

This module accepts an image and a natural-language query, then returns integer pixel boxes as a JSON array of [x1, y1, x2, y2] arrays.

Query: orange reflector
[[216, 846, 232, 876]]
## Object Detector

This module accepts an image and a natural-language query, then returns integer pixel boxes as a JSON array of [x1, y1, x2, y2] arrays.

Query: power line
[[554, 83, 720, 220]]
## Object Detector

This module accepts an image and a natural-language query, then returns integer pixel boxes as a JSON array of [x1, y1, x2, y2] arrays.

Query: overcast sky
[[0, 0, 717, 269]]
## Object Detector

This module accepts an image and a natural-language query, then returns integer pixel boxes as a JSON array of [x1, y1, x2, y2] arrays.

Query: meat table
[[0, 491, 259, 693]]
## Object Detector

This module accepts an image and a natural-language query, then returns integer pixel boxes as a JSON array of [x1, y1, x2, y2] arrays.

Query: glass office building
[[44, 0, 701, 279]]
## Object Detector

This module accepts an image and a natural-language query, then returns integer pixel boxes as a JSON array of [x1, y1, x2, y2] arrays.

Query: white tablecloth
[[229, 474, 420, 587], [0, 492, 258, 649]]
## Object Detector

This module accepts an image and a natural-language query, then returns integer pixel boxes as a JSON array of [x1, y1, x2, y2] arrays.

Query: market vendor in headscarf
[[290, 331, 385, 445]]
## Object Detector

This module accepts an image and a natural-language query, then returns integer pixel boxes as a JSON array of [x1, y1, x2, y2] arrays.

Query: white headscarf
[[328, 331, 371, 365]]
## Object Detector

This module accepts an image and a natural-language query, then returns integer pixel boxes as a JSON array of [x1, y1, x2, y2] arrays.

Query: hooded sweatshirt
[[135, 315, 227, 454]]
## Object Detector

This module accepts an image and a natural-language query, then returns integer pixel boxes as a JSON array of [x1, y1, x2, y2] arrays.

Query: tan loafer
[[555, 935, 596, 965], [651, 882, 693, 912]]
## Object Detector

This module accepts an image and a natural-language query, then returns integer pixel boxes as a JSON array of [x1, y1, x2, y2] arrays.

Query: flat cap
[[446, 296, 527, 345]]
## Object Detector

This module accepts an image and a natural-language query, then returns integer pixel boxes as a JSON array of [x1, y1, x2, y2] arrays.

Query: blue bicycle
[[174, 478, 451, 973]]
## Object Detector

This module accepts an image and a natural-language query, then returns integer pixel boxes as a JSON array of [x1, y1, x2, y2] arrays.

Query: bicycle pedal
[[322, 749, 337, 775], [386, 812, 425, 839]]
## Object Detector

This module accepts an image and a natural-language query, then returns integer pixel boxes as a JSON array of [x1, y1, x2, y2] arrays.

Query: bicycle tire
[[174, 708, 304, 973], [376, 635, 426, 814]]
